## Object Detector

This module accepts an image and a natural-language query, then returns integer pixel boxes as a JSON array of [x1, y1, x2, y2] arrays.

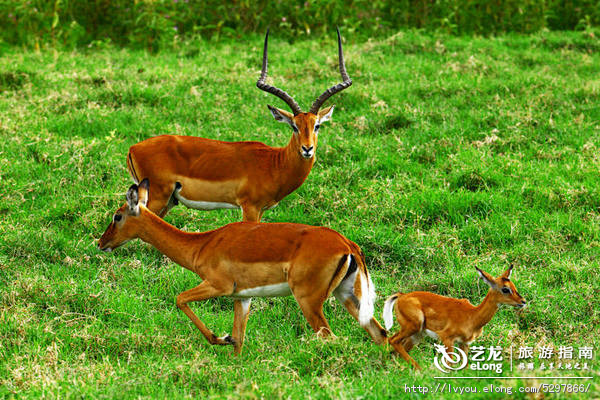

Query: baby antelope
[[382, 266, 526, 369]]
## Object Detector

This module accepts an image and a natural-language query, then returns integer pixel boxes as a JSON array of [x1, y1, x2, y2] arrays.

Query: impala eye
[[501, 287, 511, 294], [114, 214, 122, 222], [314, 124, 320, 132], [292, 125, 299, 133]]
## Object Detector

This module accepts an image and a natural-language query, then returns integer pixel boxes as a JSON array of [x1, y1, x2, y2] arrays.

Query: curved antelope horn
[[256, 29, 302, 116], [309, 27, 352, 114]]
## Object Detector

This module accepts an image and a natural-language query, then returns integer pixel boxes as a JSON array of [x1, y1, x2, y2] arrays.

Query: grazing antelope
[[98, 179, 387, 355], [123, 28, 352, 222], [382, 266, 526, 369]]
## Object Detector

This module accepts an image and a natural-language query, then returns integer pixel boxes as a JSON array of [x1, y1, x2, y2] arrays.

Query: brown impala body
[[124, 28, 352, 222], [98, 179, 387, 355], [382, 266, 526, 369]]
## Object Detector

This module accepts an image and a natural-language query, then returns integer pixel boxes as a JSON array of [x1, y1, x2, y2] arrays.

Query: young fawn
[[382, 266, 526, 369]]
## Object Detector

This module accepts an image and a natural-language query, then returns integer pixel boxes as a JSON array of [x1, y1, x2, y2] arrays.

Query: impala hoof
[[217, 335, 236, 346]]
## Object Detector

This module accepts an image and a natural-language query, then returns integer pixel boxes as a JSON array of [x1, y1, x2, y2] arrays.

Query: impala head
[[476, 265, 526, 308], [267, 105, 334, 159], [98, 179, 149, 252], [257, 28, 351, 160]]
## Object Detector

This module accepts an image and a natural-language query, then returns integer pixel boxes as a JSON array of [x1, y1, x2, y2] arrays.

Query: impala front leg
[[443, 338, 465, 368], [241, 203, 262, 222], [176, 281, 235, 347]]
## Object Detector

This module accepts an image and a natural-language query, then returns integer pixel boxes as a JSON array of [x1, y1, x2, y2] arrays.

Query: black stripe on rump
[[128, 152, 140, 183]]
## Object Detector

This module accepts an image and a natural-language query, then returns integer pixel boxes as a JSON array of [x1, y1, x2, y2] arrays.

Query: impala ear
[[138, 178, 149, 208], [476, 267, 498, 289], [267, 105, 295, 128], [126, 184, 140, 215], [317, 105, 334, 124], [501, 264, 514, 279]]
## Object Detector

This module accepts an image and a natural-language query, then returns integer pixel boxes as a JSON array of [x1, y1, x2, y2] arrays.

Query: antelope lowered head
[[257, 28, 352, 160], [98, 179, 151, 252]]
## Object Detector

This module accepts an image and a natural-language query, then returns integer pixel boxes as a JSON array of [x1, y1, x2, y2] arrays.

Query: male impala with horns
[[121, 29, 352, 222]]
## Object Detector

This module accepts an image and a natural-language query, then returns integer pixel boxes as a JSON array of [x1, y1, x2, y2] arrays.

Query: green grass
[[1, 30, 599, 398]]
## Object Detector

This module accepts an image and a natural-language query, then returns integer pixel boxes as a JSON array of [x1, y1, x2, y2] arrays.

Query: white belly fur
[[175, 193, 241, 210], [231, 282, 292, 298]]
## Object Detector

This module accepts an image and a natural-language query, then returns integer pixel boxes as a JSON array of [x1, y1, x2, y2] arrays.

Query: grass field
[[1, 30, 599, 398]]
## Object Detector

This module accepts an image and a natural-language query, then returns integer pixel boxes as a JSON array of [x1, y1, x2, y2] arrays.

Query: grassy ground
[[1, 30, 599, 398]]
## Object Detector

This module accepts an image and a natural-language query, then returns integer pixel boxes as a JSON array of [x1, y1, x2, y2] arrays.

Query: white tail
[[98, 181, 388, 355], [382, 295, 397, 330], [358, 270, 376, 327]]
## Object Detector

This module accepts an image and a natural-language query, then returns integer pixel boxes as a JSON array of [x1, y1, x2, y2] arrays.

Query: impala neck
[[279, 136, 315, 190], [472, 290, 501, 329], [135, 207, 206, 270]]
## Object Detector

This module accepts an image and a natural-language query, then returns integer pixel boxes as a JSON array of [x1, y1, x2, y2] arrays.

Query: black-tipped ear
[[502, 264, 514, 279], [476, 267, 498, 289], [126, 183, 140, 214]]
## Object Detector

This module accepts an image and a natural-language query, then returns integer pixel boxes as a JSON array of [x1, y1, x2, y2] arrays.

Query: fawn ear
[[476, 267, 498, 289], [501, 264, 514, 279], [126, 184, 140, 215], [138, 178, 149, 207]]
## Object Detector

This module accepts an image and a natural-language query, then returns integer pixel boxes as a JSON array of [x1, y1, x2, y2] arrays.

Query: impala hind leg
[[232, 299, 252, 355], [333, 272, 387, 344], [389, 330, 421, 369], [389, 305, 423, 369], [146, 180, 178, 217], [333, 256, 387, 344], [401, 334, 420, 352], [176, 281, 235, 347], [389, 320, 422, 370], [294, 296, 333, 338]]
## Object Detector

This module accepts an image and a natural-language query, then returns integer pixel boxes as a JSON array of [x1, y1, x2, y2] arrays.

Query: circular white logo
[[434, 343, 468, 373]]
